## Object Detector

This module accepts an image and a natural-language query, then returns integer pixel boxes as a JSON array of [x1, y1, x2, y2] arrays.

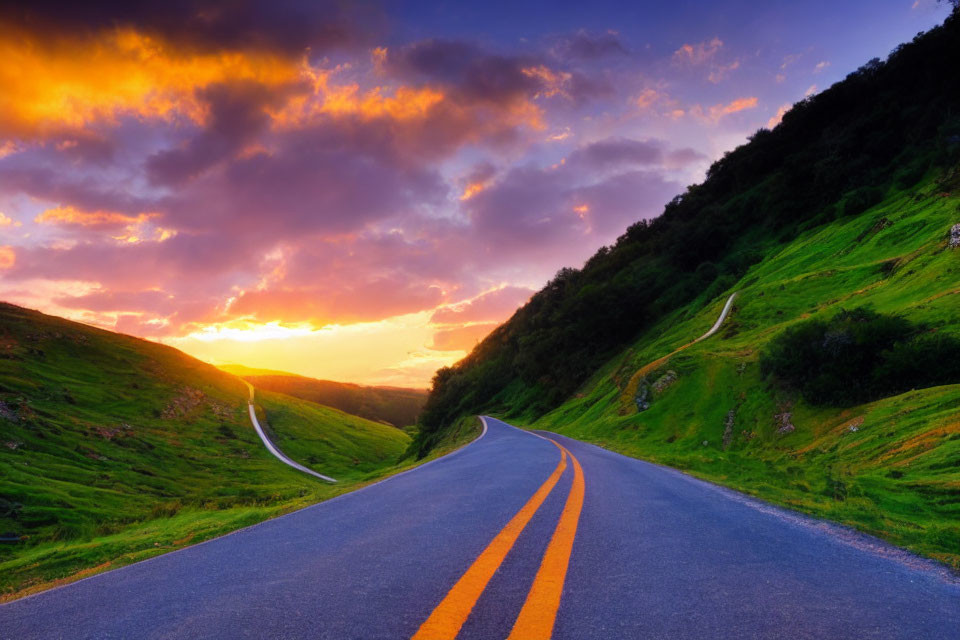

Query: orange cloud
[[269, 60, 545, 141], [673, 37, 723, 65], [459, 181, 488, 201], [522, 65, 573, 99], [0, 246, 14, 269], [635, 88, 662, 112], [691, 96, 759, 123], [717, 96, 759, 115], [35, 206, 156, 229], [271, 74, 444, 128], [0, 26, 299, 138], [0, 212, 21, 227], [768, 104, 791, 129], [708, 59, 740, 84]]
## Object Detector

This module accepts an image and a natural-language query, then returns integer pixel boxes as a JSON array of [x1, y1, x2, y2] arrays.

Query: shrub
[[842, 186, 885, 217], [760, 308, 960, 406], [894, 160, 928, 189]]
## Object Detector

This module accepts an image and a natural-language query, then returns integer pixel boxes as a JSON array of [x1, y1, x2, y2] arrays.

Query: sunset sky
[[0, 1, 949, 387]]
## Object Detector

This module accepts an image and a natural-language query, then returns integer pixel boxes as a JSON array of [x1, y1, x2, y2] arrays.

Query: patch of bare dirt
[[162, 387, 206, 419]]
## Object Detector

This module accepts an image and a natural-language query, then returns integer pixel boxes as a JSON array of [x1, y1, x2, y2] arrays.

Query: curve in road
[[625, 291, 737, 397], [694, 290, 737, 343], [244, 381, 337, 483], [3, 416, 958, 639]]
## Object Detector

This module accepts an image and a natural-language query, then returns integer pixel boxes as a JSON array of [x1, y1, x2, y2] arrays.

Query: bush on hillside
[[760, 308, 960, 406], [842, 186, 886, 217]]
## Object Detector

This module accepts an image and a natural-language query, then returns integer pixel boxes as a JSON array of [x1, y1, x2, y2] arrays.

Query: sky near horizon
[[0, 1, 949, 387]]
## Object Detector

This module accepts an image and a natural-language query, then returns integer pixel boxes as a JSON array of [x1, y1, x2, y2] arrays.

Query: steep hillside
[[416, 11, 960, 568], [0, 303, 409, 599], [221, 365, 426, 428], [533, 178, 960, 568], [417, 11, 960, 453]]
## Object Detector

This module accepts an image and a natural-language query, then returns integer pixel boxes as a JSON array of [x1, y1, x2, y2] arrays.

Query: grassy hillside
[[221, 364, 427, 428], [416, 10, 960, 454], [416, 10, 960, 569], [526, 177, 960, 569], [254, 390, 413, 475], [0, 303, 409, 600]]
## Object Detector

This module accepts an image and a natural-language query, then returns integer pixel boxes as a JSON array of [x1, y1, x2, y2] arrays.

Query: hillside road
[[2, 417, 958, 639]]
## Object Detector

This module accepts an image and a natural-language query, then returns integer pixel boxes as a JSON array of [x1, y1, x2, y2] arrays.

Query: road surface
[[3, 417, 958, 639]]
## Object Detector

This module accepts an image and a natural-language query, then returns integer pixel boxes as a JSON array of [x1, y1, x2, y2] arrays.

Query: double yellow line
[[412, 435, 585, 640]]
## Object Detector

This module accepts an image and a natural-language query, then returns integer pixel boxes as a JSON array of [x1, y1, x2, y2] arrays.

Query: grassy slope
[[0, 303, 410, 599], [221, 364, 427, 428], [528, 178, 960, 569], [254, 390, 410, 480]]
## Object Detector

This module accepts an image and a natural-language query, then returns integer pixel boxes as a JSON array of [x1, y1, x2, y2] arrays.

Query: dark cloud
[[5, 232, 256, 290], [568, 137, 665, 170], [566, 71, 616, 105], [161, 126, 448, 238], [53, 134, 117, 165], [0, 0, 378, 54], [146, 80, 303, 186], [465, 164, 572, 247], [571, 170, 680, 235], [0, 162, 154, 216], [464, 147, 682, 253], [385, 39, 542, 106], [665, 147, 709, 168], [386, 38, 616, 110], [463, 162, 497, 186], [567, 137, 707, 172], [553, 30, 628, 60]]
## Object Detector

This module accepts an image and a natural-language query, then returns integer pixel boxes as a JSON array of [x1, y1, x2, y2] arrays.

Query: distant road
[[244, 381, 337, 483], [629, 292, 738, 385], [695, 291, 737, 342], [3, 417, 958, 639]]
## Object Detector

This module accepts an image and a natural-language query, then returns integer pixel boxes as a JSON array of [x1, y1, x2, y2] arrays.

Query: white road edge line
[[245, 382, 337, 483]]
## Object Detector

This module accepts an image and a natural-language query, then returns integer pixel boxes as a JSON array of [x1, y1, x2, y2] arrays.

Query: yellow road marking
[[412, 444, 568, 640], [507, 440, 585, 640]]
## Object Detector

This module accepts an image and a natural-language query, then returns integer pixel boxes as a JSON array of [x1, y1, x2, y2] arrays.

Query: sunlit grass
[[0, 303, 412, 599], [527, 178, 960, 569]]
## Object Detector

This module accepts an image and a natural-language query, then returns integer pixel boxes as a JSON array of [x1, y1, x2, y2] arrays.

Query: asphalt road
[[2, 417, 958, 639]]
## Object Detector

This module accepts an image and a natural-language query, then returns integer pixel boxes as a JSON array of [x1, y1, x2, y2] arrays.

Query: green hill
[[0, 303, 410, 600], [416, 10, 960, 569], [220, 365, 427, 428]]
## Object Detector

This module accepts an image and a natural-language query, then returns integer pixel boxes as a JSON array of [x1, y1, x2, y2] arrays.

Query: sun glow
[[179, 321, 322, 343], [167, 311, 464, 386]]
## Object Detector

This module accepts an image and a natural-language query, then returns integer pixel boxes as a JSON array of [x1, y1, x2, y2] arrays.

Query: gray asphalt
[[2, 417, 958, 639]]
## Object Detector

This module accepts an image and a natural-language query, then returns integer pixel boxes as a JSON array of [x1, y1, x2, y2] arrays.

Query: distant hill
[[0, 303, 409, 600], [220, 365, 427, 428]]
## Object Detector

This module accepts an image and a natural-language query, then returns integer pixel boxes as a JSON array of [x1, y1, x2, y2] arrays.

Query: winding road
[[244, 382, 338, 483], [3, 416, 958, 639]]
